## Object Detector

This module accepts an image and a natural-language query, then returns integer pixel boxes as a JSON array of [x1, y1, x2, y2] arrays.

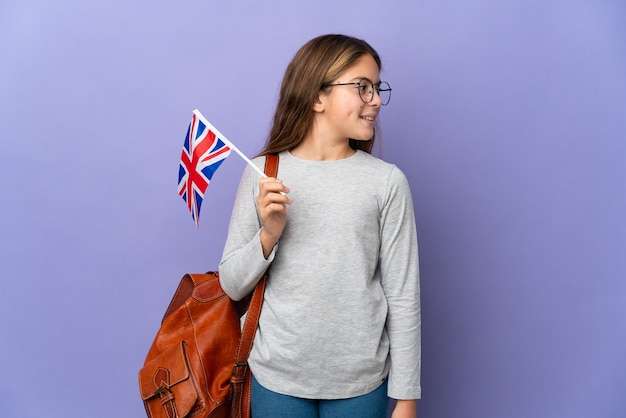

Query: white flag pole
[[193, 109, 268, 178]]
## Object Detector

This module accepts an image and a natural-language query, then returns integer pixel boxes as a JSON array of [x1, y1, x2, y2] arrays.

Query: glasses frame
[[321, 78, 392, 106]]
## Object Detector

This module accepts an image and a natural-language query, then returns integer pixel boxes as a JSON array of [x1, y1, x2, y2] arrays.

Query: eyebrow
[[348, 76, 382, 84]]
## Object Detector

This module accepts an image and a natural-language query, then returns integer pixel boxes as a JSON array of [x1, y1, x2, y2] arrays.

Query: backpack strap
[[264, 153, 279, 178], [230, 153, 278, 418], [237, 153, 278, 359]]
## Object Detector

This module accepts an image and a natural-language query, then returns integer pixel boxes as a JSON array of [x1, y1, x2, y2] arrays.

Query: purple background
[[1, 1, 625, 417]]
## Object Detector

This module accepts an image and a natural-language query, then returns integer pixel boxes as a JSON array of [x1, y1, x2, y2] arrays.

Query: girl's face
[[318, 54, 382, 143]]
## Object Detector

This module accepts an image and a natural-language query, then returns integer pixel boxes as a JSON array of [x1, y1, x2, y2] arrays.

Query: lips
[[361, 114, 377, 122]]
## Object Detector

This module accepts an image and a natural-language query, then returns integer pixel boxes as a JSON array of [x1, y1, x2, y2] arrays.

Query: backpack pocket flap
[[139, 341, 198, 416]]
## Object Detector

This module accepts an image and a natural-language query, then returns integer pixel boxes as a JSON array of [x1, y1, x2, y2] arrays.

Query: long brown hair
[[259, 34, 382, 156]]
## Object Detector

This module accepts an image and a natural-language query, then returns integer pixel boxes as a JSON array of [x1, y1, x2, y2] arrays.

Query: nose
[[370, 89, 382, 107]]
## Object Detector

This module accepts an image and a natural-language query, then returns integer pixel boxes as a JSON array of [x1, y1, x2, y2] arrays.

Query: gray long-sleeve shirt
[[219, 150, 421, 400]]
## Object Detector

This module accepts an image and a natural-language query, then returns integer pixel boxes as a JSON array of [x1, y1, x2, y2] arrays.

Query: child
[[219, 34, 421, 418]]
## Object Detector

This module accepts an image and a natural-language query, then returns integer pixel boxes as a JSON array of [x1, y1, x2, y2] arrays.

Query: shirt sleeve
[[379, 166, 422, 400], [219, 161, 275, 301]]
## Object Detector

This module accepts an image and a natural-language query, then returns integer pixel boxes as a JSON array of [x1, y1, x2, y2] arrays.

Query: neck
[[291, 123, 355, 161]]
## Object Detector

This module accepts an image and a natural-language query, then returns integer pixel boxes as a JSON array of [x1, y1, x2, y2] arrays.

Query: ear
[[312, 93, 325, 113]]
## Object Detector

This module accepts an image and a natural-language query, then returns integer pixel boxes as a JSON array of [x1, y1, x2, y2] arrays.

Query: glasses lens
[[357, 79, 374, 104], [378, 82, 391, 106]]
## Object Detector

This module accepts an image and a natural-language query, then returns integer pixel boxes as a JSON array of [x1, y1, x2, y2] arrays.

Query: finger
[[269, 192, 292, 206], [260, 191, 292, 207], [265, 202, 289, 214], [260, 177, 290, 194]]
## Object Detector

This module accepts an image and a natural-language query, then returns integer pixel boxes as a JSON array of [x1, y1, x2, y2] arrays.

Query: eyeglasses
[[321, 78, 392, 106]]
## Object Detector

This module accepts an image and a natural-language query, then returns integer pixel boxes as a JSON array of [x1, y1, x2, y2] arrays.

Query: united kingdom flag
[[178, 112, 232, 227]]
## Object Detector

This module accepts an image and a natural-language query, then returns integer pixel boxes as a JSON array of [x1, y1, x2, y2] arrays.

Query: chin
[[351, 132, 374, 141]]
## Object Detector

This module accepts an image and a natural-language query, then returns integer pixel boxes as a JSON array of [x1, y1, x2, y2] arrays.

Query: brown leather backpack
[[139, 154, 278, 418]]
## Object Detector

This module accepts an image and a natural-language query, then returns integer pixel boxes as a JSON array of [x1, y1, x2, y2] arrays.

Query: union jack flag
[[178, 112, 232, 227]]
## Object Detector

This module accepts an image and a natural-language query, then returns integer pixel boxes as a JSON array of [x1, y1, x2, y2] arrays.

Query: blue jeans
[[251, 375, 389, 418]]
